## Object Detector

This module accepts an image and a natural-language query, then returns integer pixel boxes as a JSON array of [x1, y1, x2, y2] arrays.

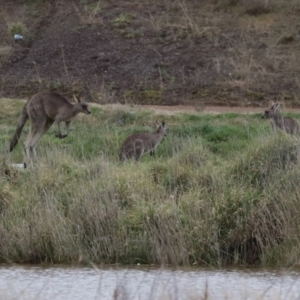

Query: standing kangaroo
[[9, 92, 91, 160], [261, 102, 300, 135], [119, 121, 167, 162]]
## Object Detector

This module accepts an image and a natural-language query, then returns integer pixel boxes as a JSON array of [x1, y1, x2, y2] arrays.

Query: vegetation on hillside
[[1, 99, 300, 266], [0, 0, 300, 106]]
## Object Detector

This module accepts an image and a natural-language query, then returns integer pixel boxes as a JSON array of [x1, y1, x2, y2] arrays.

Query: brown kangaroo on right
[[119, 121, 167, 162], [9, 92, 91, 161], [261, 102, 300, 135]]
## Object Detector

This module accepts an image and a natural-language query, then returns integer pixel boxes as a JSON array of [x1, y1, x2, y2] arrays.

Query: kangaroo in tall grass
[[261, 102, 300, 135], [9, 92, 91, 161], [119, 121, 167, 162]]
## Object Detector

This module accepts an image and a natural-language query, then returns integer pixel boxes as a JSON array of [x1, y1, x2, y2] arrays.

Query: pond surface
[[0, 265, 300, 300]]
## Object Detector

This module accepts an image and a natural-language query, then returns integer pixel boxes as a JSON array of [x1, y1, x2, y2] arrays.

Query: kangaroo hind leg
[[24, 130, 35, 161], [133, 141, 144, 162], [31, 120, 54, 157], [24, 120, 53, 160]]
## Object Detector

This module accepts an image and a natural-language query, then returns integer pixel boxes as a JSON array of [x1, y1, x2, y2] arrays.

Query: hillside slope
[[0, 0, 300, 106]]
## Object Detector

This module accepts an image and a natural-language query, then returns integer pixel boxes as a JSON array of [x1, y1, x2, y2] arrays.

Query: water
[[0, 265, 300, 300]]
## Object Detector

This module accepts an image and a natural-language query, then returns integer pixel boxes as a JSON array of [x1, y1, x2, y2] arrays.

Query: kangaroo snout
[[261, 110, 269, 119], [79, 103, 91, 115]]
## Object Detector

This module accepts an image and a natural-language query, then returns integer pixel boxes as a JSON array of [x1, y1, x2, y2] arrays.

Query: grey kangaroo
[[9, 92, 91, 160], [261, 102, 300, 135], [119, 121, 167, 162]]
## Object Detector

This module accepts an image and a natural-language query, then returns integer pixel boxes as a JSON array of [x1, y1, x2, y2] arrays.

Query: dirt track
[[10, 98, 300, 115], [95, 103, 300, 115]]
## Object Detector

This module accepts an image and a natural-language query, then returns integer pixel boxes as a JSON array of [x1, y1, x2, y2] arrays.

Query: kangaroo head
[[156, 121, 167, 136], [74, 95, 91, 115], [261, 102, 280, 119]]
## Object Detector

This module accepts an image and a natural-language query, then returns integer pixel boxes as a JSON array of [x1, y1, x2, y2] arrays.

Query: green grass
[[8, 22, 28, 37], [112, 13, 134, 28], [1, 99, 300, 267]]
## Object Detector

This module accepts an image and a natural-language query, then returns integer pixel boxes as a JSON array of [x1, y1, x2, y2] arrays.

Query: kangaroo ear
[[274, 103, 280, 110], [162, 121, 165, 127], [73, 95, 81, 103], [270, 101, 276, 110]]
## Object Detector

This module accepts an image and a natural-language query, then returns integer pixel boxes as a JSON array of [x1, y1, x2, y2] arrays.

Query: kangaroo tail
[[9, 104, 29, 152]]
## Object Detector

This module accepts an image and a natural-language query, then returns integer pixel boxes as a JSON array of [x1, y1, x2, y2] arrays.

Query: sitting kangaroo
[[9, 92, 91, 161], [261, 102, 300, 135], [119, 121, 167, 162]]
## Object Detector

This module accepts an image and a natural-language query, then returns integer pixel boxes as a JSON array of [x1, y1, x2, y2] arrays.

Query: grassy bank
[[1, 99, 300, 266]]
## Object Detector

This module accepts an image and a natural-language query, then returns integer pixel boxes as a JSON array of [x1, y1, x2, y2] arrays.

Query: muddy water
[[0, 266, 300, 300]]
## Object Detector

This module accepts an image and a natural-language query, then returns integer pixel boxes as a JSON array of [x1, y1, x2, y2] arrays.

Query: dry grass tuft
[[73, 1, 103, 25]]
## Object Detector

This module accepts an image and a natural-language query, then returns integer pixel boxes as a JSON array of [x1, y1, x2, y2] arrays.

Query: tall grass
[[1, 99, 300, 266]]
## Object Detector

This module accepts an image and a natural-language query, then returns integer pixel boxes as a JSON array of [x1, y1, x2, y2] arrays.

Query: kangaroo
[[119, 121, 167, 162], [9, 92, 91, 161], [261, 102, 300, 135]]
